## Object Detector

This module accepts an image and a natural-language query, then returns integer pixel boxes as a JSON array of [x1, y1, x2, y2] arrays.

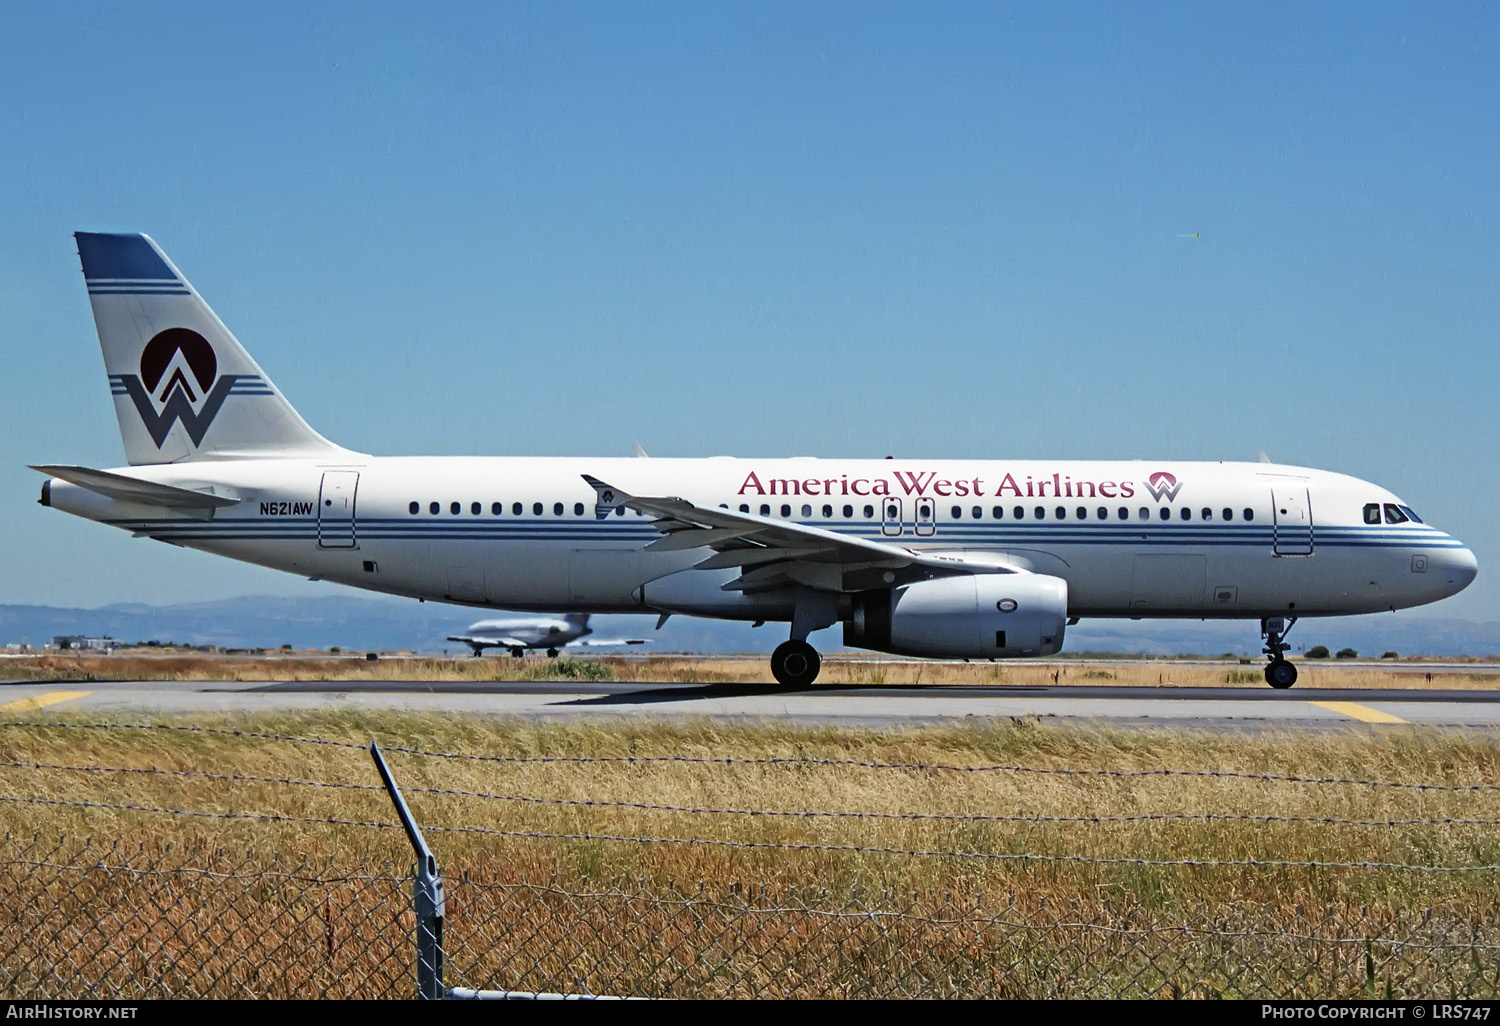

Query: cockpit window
[[1363, 503, 1381, 525], [1399, 505, 1423, 524], [1384, 503, 1409, 525]]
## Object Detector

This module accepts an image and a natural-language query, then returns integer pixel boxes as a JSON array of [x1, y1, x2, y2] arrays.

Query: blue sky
[[2, 1, 1497, 622]]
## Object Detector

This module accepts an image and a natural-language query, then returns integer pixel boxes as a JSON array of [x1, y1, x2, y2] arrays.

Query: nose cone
[[1443, 546, 1479, 596]]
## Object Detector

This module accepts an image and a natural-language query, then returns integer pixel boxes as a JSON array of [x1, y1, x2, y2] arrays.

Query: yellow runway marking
[[1309, 701, 1408, 724], [0, 691, 92, 714]]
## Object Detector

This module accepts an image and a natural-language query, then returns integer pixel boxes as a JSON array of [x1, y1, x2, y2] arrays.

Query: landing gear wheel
[[771, 640, 822, 687], [547, 648, 559, 659], [511, 648, 525, 659], [1265, 660, 1298, 689]]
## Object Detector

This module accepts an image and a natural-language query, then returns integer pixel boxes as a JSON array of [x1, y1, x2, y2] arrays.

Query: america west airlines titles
[[735, 469, 1156, 501]]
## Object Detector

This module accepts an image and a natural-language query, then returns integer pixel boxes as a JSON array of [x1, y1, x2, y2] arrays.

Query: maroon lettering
[[892, 470, 937, 496]]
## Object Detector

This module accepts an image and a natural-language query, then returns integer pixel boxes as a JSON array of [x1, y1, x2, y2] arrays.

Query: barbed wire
[[8, 759, 1500, 829], [4, 720, 1496, 793], [0, 794, 398, 832], [4, 791, 1494, 873], [2, 850, 404, 884], [0, 720, 367, 752], [462, 879, 1500, 950], [420, 823, 1500, 873], [402, 786, 1500, 829], [0, 760, 384, 794]]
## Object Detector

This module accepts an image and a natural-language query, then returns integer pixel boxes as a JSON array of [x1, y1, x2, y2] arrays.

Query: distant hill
[[1, 595, 1496, 659]]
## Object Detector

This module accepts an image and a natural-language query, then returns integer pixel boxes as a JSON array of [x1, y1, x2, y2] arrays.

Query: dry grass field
[[6, 651, 1498, 690], [0, 710, 1498, 995]]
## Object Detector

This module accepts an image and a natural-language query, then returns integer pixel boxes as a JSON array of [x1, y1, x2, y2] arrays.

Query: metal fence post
[[371, 740, 446, 999]]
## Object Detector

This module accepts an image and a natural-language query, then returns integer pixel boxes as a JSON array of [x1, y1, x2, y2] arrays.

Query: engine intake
[[845, 574, 1068, 658]]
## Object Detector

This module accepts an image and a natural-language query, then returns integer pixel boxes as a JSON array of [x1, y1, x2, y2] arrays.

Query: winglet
[[581, 474, 629, 520]]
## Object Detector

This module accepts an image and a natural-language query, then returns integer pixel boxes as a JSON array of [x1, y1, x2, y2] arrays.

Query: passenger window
[[574, 502, 585, 516], [512, 502, 522, 516], [1035, 506, 1046, 519], [551, 502, 561, 516], [1076, 506, 1086, 520], [450, 502, 461, 515], [1160, 508, 1171, 521], [1095, 507, 1105, 520], [1014, 506, 1024, 519], [822, 504, 833, 518], [615, 506, 626, 516], [409, 501, 419, 515], [1364, 503, 1382, 525], [1222, 508, 1233, 521], [972, 505, 982, 520], [863, 504, 874, 519], [1244, 508, 1254, 521], [951, 505, 962, 519], [1180, 507, 1191, 521], [1201, 507, 1212, 521], [533, 502, 543, 516], [1384, 503, 1409, 525], [801, 504, 812, 518], [1117, 507, 1128, 521], [1139, 507, 1150, 521], [740, 504, 749, 513], [1054, 506, 1065, 519], [781, 504, 791, 518], [492, 502, 502, 515], [760, 504, 771, 516], [843, 504, 853, 518], [992, 506, 1004, 520], [471, 502, 481, 515]]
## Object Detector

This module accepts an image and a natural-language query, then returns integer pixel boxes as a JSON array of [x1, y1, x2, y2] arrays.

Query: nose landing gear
[[1261, 616, 1299, 689]]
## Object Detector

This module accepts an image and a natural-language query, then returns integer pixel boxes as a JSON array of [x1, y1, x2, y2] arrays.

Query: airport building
[[48, 635, 115, 652]]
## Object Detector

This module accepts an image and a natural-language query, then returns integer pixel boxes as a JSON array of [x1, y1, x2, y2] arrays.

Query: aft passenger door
[[317, 471, 359, 548], [1272, 484, 1313, 556]]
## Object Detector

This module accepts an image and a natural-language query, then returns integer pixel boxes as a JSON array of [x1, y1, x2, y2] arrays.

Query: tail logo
[[1144, 471, 1184, 503], [108, 328, 265, 447]]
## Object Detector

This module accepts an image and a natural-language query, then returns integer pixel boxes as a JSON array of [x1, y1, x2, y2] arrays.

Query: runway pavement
[[3, 678, 1500, 728]]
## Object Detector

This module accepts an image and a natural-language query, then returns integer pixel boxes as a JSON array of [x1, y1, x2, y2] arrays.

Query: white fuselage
[[45, 456, 1478, 623]]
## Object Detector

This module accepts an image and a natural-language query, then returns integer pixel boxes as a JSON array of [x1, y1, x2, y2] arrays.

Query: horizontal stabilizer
[[31, 465, 240, 509]]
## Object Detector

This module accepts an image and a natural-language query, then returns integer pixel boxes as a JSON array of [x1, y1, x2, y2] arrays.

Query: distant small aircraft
[[1176, 233, 1202, 238], [447, 613, 648, 658]]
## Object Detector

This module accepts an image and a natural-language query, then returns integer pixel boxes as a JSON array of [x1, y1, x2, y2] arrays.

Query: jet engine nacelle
[[844, 574, 1068, 659]]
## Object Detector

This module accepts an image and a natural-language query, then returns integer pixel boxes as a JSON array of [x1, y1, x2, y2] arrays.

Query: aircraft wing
[[574, 638, 649, 647], [33, 465, 241, 510], [582, 475, 1022, 594], [445, 634, 529, 649]]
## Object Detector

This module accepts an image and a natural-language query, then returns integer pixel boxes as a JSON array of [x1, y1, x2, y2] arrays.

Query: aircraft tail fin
[[75, 232, 356, 465]]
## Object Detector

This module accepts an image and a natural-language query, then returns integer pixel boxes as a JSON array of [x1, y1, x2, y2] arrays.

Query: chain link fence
[[0, 835, 410, 999], [0, 721, 1496, 999], [441, 878, 1500, 999]]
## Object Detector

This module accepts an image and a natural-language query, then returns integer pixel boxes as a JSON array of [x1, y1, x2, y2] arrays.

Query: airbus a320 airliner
[[35, 233, 1478, 688]]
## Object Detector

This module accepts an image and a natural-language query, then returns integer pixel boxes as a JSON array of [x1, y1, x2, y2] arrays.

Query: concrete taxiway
[[2, 679, 1500, 728]]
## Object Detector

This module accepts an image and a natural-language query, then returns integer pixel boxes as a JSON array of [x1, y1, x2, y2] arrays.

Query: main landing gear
[[770, 640, 821, 688], [1261, 616, 1298, 689], [769, 591, 837, 687]]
